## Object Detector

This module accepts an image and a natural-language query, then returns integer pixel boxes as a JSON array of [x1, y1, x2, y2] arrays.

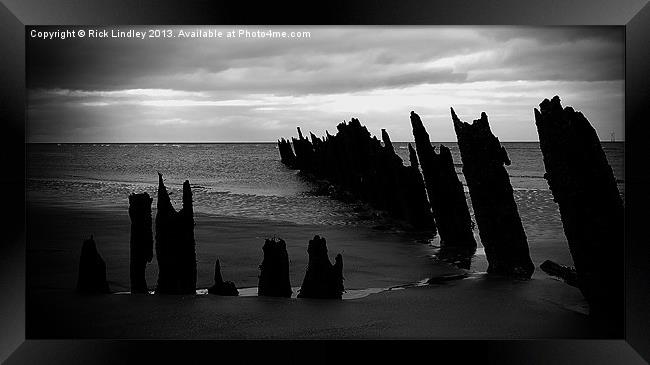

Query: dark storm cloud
[[28, 26, 480, 93], [485, 26, 622, 45], [26, 26, 624, 142], [467, 29, 623, 82], [29, 26, 622, 92]]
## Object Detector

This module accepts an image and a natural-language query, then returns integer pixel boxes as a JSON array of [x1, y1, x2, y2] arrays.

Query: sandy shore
[[27, 201, 459, 292], [28, 275, 602, 339], [27, 201, 611, 339]]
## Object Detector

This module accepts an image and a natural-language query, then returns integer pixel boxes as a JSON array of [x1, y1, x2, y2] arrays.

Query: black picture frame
[[1, 0, 649, 363]]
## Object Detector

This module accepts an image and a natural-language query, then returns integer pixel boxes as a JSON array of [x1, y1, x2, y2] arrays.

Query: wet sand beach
[[26, 201, 608, 339]]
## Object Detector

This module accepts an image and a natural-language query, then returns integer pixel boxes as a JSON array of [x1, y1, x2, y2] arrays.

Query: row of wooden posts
[[77, 173, 344, 299], [76, 95, 623, 320], [277, 96, 623, 320]]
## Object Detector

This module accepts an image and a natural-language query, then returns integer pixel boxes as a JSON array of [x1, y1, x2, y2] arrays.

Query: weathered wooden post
[[298, 235, 344, 299], [452, 108, 534, 278], [208, 259, 239, 296], [77, 235, 110, 294], [258, 237, 293, 297], [155, 173, 197, 294], [128, 192, 153, 293], [534, 96, 623, 320], [410, 111, 474, 246]]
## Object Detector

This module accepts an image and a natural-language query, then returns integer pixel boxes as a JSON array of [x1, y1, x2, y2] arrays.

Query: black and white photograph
[[24, 25, 627, 340]]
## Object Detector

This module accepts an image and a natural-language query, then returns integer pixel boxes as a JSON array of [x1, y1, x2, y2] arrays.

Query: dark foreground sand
[[27, 201, 615, 339]]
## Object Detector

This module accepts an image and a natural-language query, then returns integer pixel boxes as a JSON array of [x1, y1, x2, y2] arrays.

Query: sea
[[26, 142, 625, 243]]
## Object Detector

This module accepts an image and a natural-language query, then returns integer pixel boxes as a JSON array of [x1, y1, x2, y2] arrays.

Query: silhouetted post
[[155, 173, 197, 294], [292, 127, 314, 170], [378, 128, 408, 220], [381, 128, 395, 155], [277, 138, 296, 168], [208, 259, 239, 296], [298, 235, 344, 299], [438, 144, 476, 247], [180, 180, 197, 293], [452, 108, 534, 278], [155, 172, 174, 293], [258, 238, 292, 297], [410, 111, 475, 246], [534, 96, 623, 321], [77, 235, 110, 294], [128, 192, 153, 293], [405, 144, 437, 230]]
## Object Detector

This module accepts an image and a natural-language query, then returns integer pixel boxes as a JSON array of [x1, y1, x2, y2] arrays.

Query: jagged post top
[[410, 111, 439, 159], [307, 235, 328, 256], [182, 180, 192, 209], [534, 95, 587, 129], [263, 237, 287, 252], [536, 95, 563, 116], [128, 192, 152, 222], [80, 235, 99, 261], [157, 172, 178, 213], [213, 259, 223, 283], [451, 108, 511, 166], [381, 128, 395, 153], [451, 107, 490, 133], [157, 172, 164, 196], [128, 192, 152, 203], [83, 234, 95, 248], [409, 111, 427, 135]]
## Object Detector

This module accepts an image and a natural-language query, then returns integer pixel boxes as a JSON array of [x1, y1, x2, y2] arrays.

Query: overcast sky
[[27, 26, 624, 142]]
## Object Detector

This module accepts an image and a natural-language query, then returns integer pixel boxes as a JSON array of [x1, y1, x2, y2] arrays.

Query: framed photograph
[[1, 0, 649, 363]]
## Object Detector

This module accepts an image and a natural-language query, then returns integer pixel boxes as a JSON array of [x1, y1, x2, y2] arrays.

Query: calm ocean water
[[27, 142, 624, 242]]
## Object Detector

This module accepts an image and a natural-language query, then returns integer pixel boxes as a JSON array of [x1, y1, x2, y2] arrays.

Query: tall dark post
[[180, 180, 197, 293], [128, 192, 153, 293], [452, 108, 534, 278], [258, 238, 292, 297], [155, 173, 197, 294], [534, 96, 623, 321], [298, 235, 344, 299], [410, 111, 474, 246], [437, 144, 477, 248], [406, 143, 437, 230], [77, 235, 110, 294], [208, 259, 238, 296], [155, 173, 174, 293]]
